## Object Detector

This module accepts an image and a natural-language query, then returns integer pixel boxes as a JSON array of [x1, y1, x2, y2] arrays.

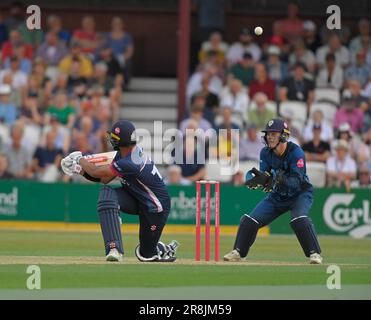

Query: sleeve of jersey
[[109, 159, 138, 177], [282, 148, 307, 191], [259, 148, 270, 172]]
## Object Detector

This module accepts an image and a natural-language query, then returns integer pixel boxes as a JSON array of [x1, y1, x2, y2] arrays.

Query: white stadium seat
[[279, 101, 307, 123], [237, 160, 260, 174], [248, 100, 277, 114], [310, 102, 338, 123], [314, 88, 340, 105], [306, 161, 327, 187]]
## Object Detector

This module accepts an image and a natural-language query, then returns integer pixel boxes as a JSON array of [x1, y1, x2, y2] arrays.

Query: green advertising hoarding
[[0, 180, 370, 237]]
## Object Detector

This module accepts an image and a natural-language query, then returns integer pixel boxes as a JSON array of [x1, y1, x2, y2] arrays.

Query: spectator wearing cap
[[220, 79, 249, 122], [0, 56, 28, 89], [164, 165, 191, 186], [0, 84, 17, 125], [72, 15, 102, 55], [59, 41, 93, 78], [279, 62, 314, 106], [289, 38, 316, 74], [349, 19, 370, 55], [303, 109, 334, 142], [46, 15, 71, 44], [316, 33, 350, 69], [345, 50, 371, 88], [228, 52, 255, 86], [334, 97, 364, 134], [227, 27, 262, 65], [302, 123, 331, 163], [248, 92, 276, 130], [46, 91, 76, 128], [326, 139, 357, 190], [303, 20, 321, 54], [336, 122, 369, 164], [0, 153, 14, 179], [265, 45, 288, 85], [248, 63, 276, 101], [316, 52, 344, 90], [239, 123, 264, 161], [199, 32, 228, 66], [36, 32, 69, 67], [1, 29, 33, 63]]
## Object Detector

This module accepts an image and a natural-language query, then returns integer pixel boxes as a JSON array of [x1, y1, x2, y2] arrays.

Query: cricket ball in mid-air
[[254, 26, 263, 36]]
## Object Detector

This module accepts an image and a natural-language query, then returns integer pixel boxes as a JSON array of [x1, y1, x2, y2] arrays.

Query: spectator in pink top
[[334, 97, 365, 134]]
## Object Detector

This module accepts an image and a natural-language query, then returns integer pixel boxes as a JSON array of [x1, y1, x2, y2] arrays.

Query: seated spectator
[[3, 2, 23, 31], [74, 115, 102, 154], [1, 29, 33, 63], [279, 62, 314, 106], [32, 58, 50, 89], [0, 14, 9, 49], [0, 84, 17, 125], [180, 104, 212, 135], [66, 58, 88, 91], [87, 62, 114, 96], [336, 122, 370, 164], [217, 106, 241, 132], [42, 115, 71, 154], [280, 109, 301, 144], [164, 165, 191, 185], [105, 16, 134, 82], [303, 20, 321, 54], [220, 79, 249, 122], [96, 44, 122, 79], [248, 63, 276, 101], [31, 131, 63, 182], [344, 50, 371, 88], [344, 79, 369, 110], [302, 123, 331, 162], [59, 41, 93, 78], [26, 74, 48, 109], [289, 39, 316, 74], [334, 97, 364, 134], [69, 131, 94, 155], [36, 32, 68, 67], [4, 42, 32, 74], [0, 56, 28, 89], [215, 126, 239, 160], [303, 109, 334, 142], [19, 92, 43, 125], [351, 164, 371, 188], [349, 19, 370, 56], [0, 122, 33, 179], [326, 139, 357, 190], [0, 153, 14, 179], [265, 45, 288, 85], [46, 91, 76, 128], [316, 53, 344, 90], [248, 92, 276, 130], [228, 52, 255, 87], [199, 32, 228, 66], [316, 33, 350, 69], [88, 85, 118, 123], [239, 123, 264, 161], [72, 15, 102, 55], [46, 14, 71, 43]]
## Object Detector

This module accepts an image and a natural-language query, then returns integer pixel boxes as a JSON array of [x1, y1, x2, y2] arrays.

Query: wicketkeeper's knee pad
[[97, 186, 123, 255], [290, 216, 321, 257]]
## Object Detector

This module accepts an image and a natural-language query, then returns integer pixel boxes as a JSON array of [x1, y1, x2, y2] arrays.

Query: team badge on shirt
[[297, 158, 304, 168]]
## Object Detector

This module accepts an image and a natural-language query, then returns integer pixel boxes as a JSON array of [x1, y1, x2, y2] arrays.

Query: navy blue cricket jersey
[[109, 146, 171, 214], [259, 141, 312, 200]]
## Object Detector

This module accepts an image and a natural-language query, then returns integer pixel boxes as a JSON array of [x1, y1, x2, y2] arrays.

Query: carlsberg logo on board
[[0, 187, 18, 216], [324, 194, 371, 238]]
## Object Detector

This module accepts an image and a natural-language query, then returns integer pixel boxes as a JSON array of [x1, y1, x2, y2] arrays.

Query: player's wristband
[[83, 172, 101, 182]]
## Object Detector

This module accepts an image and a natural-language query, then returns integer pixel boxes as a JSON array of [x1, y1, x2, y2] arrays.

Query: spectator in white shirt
[[303, 109, 334, 142], [316, 52, 344, 90], [316, 33, 350, 69], [0, 56, 28, 89], [289, 39, 316, 74]]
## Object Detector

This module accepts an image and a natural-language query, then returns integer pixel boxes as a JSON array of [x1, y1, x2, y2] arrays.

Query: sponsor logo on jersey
[[297, 158, 304, 168]]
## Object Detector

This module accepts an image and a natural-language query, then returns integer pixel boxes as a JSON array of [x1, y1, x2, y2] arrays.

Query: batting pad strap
[[135, 245, 159, 262], [290, 216, 321, 257]]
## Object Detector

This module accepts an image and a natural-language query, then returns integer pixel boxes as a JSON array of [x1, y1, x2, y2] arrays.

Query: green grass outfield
[[0, 229, 371, 299]]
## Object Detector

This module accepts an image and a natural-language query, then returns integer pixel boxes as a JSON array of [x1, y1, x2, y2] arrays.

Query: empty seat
[[310, 102, 337, 123], [306, 161, 326, 187], [314, 88, 340, 105], [279, 101, 307, 123]]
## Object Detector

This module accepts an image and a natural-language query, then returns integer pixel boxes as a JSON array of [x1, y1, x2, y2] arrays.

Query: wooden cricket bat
[[85, 151, 117, 166]]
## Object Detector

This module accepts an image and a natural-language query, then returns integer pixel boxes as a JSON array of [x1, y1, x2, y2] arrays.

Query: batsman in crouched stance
[[61, 120, 179, 262], [224, 118, 323, 264]]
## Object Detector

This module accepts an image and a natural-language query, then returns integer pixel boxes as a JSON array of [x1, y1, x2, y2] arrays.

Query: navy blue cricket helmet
[[107, 120, 137, 150], [261, 118, 291, 146]]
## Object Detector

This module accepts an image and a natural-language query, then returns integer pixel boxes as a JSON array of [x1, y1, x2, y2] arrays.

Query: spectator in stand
[[3, 2, 24, 32], [344, 50, 370, 88], [4, 42, 32, 74], [0, 56, 28, 89], [248, 92, 276, 130], [66, 59, 88, 91], [303, 109, 334, 142], [279, 62, 314, 106], [0, 153, 14, 179], [280, 108, 302, 145], [72, 15, 102, 56], [349, 19, 370, 55], [248, 63, 276, 101], [1, 29, 33, 63], [344, 79, 369, 110], [316, 52, 344, 90], [265, 45, 289, 85], [42, 115, 71, 154], [303, 20, 321, 54], [0, 13, 8, 49], [239, 123, 264, 161], [334, 97, 364, 134], [227, 27, 262, 65], [220, 79, 249, 122], [1, 73, 22, 109], [326, 139, 357, 191], [95, 44, 122, 79], [59, 41, 93, 78], [216, 106, 241, 132], [0, 122, 33, 179], [316, 33, 350, 69], [36, 32, 68, 67], [31, 130, 63, 182], [74, 115, 102, 154], [302, 123, 331, 163], [199, 32, 228, 66], [0, 84, 17, 125], [351, 164, 371, 188], [19, 92, 43, 125], [228, 52, 255, 87], [46, 91, 76, 128], [105, 16, 134, 85], [46, 15, 71, 44], [164, 165, 191, 186], [180, 104, 212, 135], [87, 62, 114, 96], [289, 38, 316, 74]]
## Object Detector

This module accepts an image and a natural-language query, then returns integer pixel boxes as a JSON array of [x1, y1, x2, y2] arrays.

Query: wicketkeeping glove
[[244, 167, 272, 190]]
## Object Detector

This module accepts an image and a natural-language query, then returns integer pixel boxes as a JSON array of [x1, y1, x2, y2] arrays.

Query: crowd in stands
[[0, 2, 134, 182], [175, 2, 370, 189]]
